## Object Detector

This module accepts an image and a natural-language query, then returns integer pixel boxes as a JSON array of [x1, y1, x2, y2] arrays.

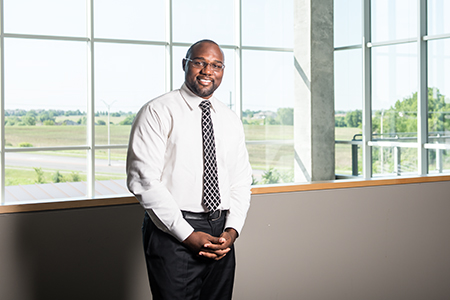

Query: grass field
[[5, 166, 125, 186], [12, 124, 442, 185]]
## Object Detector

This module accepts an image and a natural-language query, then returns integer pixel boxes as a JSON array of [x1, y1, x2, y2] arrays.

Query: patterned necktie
[[199, 100, 221, 212]]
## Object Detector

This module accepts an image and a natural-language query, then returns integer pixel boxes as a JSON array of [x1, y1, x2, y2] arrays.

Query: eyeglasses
[[185, 58, 225, 72]]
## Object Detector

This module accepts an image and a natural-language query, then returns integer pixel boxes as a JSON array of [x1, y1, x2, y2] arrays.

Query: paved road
[[6, 152, 126, 175], [6, 152, 266, 181]]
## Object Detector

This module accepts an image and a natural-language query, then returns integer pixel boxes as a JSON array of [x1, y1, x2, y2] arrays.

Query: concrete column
[[293, 0, 335, 182]]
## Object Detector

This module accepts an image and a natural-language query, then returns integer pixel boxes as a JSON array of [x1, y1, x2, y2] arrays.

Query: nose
[[200, 63, 213, 74]]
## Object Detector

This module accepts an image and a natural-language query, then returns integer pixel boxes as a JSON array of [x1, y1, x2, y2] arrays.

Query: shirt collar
[[180, 83, 217, 113]]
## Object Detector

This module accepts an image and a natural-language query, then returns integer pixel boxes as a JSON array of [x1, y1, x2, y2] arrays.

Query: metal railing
[[336, 132, 450, 177]]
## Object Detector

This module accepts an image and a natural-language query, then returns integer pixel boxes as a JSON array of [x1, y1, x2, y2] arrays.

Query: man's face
[[182, 42, 224, 99]]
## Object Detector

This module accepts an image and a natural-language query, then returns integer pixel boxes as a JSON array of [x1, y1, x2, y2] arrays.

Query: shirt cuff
[[224, 213, 245, 237], [146, 209, 194, 242], [172, 219, 195, 242]]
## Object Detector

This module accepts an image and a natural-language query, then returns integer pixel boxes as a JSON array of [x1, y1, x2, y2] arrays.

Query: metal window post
[[417, 0, 428, 175], [394, 146, 401, 175], [235, 0, 243, 118], [0, 0, 5, 204], [87, 0, 95, 198], [362, 0, 372, 179]]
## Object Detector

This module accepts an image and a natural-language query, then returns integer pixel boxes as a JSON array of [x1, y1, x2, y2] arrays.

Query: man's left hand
[[199, 228, 238, 260]]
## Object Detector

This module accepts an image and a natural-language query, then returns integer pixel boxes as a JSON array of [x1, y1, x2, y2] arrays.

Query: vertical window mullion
[[362, 0, 373, 179], [87, 0, 95, 197], [417, 0, 428, 175], [0, 0, 5, 204], [235, 0, 242, 118]]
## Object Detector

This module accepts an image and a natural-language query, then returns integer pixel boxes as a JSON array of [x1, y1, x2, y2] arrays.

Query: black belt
[[182, 210, 228, 221]]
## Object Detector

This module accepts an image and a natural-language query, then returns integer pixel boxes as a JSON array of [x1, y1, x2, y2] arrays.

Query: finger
[[207, 248, 231, 257], [199, 251, 225, 260], [199, 247, 230, 256], [203, 242, 230, 250], [206, 236, 221, 245], [199, 251, 228, 261]]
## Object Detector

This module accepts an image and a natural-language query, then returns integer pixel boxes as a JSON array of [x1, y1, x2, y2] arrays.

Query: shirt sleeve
[[224, 116, 252, 236], [126, 103, 194, 242]]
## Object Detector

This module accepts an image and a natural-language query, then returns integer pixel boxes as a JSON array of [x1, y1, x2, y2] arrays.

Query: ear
[[182, 58, 186, 72]]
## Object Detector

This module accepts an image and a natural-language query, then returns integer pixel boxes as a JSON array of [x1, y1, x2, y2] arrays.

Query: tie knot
[[199, 100, 211, 111]]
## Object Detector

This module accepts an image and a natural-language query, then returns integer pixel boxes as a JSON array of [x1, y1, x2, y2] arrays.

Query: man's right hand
[[182, 231, 231, 260]]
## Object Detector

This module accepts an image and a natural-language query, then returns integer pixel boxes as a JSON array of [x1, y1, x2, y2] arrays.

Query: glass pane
[[428, 0, 450, 36], [372, 146, 418, 177], [247, 143, 294, 185], [372, 43, 417, 141], [428, 149, 450, 174], [95, 149, 128, 197], [172, 46, 188, 90], [172, 47, 236, 110], [242, 50, 294, 183], [5, 151, 87, 204], [94, 43, 165, 146], [428, 39, 450, 142], [334, 49, 363, 136], [4, 0, 86, 37], [4, 38, 87, 147], [242, 0, 293, 48], [335, 142, 362, 176], [172, 0, 234, 45], [371, 0, 417, 43], [95, 0, 165, 41], [334, 0, 362, 47]]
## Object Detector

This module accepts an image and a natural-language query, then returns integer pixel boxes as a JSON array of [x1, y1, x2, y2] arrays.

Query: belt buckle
[[209, 210, 221, 221]]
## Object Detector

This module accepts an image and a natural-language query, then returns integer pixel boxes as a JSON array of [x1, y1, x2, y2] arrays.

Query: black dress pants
[[142, 212, 236, 300]]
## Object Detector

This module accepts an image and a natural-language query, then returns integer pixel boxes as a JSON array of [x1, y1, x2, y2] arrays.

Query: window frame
[[335, 0, 450, 179], [1, 0, 450, 210], [0, 0, 295, 205]]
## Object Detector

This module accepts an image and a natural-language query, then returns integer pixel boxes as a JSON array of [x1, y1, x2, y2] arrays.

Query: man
[[126, 39, 252, 300]]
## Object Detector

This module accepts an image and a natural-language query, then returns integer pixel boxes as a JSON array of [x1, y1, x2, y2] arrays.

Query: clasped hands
[[182, 228, 237, 261]]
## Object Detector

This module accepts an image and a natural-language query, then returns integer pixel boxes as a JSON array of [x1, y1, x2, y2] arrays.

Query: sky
[[2, 0, 449, 113], [334, 0, 450, 111]]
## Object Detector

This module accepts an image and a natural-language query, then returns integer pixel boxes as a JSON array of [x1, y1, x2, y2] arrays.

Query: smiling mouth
[[198, 78, 213, 86]]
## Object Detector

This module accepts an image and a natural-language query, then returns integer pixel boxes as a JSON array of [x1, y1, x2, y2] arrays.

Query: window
[[1, 0, 294, 205], [334, 0, 450, 178]]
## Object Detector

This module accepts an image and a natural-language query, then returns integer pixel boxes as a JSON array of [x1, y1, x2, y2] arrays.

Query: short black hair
[[185, 39, 220, 59]]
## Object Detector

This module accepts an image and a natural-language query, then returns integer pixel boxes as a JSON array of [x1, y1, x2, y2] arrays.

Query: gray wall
[[1, 181, 450, 300]]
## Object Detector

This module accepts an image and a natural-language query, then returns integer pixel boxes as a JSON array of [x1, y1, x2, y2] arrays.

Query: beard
[[186, 80, 218, 99]]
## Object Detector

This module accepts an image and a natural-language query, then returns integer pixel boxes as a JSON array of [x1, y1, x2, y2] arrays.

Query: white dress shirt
[[126, 83, 252, 242]]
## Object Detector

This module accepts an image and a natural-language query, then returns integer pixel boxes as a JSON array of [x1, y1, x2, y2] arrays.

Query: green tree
[[428, 88, 450, 133], [70, 172, 81, 182], [5, 116, 20, 126], [119, 114, 136, 125], [77, 116, 87, 125], [276, 108, 294, 125], [19, 142, 33, 147], [265, 116, 279, 125], [261, 168, 280, 184], [243, 109, 254, 118], [251, 175, 259, 185], [345, 110, 362, 128], [335, 116, 346, 127], [22, 115, 36, 126], [34, 167, 45, 184], [53, 171, 65, 183], [38, 111, 55, 123], [43, 120, 55, 125], [372, 88, 450, 136]]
